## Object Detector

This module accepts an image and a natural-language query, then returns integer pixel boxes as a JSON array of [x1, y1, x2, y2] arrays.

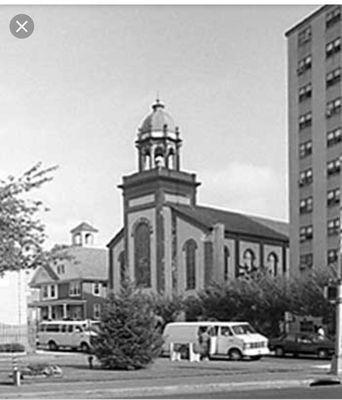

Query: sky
[[0, 4, 317, 248]]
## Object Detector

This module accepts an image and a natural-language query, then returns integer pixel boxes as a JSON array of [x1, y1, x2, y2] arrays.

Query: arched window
[[243, 249, 255, 274], [167, 148, 175, 170], [183, 239, 197, 290], [267, 252, 279, 277], [134, 221, 151, 287], [154, 146, 165, 168], [118, 251, 126, 285], [224, 246, 230, 281]]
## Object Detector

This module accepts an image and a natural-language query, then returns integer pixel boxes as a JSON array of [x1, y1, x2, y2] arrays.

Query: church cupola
[[70, 222, 98, 247], [136, 99, 182, 172]]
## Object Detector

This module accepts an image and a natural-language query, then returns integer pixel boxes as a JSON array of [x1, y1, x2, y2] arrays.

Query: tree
[[0, 162, 60, 275], [92, 282, 164, 370]]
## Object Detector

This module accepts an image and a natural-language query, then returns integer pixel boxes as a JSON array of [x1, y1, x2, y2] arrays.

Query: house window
[[299, 196, 313, 214], [42, 285, 49, 299], [184, 239, 197, 290], [298, 112, 312, 130], [328, 218, 340, 236], [134, 220, 151, 288], [267, 252, 279, 277], [300, 253, 313, 270], [299, 168, 313, 187], [298, 26, 311, 46], [326, 68, 341, 88], [93, 303, 101, 320], [299, 140, 312, 158], [69, 281, 81, 296], [298, 83, 312, 102], [297, 55, 311, 76], [328, 249, 338, 265], [327, 158, 341, 177], [326, 97, 341, 118], [224, 246, 230, 281], [299, 225, 313, 242], [57, 264, 65, 274], [327, 188, 340, 207], [93, 282, 100, 296], [326, 7, 341, 29], [326, 37, 341, 58], [327, 127, 342, 147]]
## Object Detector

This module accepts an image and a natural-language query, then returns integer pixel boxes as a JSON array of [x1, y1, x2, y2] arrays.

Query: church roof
[[140, 99, 176, 134], [70, 222, 98, 234], [171, 204, 288, 242]]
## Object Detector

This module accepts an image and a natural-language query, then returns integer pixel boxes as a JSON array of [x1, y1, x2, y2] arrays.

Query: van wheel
[[80, 342, 90, 353], [228, 348, 243, 361], [48, 341, 58, 351]]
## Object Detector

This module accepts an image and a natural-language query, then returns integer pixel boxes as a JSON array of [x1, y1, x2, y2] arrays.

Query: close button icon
[[10, 14, 34, 39]]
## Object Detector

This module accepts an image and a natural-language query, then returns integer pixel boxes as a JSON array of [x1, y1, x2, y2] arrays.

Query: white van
[[37, 320, 99, 352], [162, 321, 269, 360]]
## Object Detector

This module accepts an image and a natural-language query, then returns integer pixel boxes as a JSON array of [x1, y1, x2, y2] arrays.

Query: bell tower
[[136, 99, 182, 171], [119, 99, 200, 294]]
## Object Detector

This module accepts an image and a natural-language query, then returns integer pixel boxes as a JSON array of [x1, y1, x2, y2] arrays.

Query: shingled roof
[[171, 204, 288, 242], [70, 222, 98, 234]]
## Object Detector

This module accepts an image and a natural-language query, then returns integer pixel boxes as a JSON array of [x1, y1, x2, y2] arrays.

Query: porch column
[[48, 305, 52, 320], [63, 303, 67, 319]]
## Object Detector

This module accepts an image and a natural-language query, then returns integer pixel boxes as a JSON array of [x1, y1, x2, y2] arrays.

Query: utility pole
[[330, 203, 342, 375]]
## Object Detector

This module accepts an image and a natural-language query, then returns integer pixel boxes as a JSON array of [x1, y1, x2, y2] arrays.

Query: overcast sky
[[0, 5, 317, 248]]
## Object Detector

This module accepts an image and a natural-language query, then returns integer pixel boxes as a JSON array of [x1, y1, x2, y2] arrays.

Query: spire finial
[[152, 95, 165, 111]]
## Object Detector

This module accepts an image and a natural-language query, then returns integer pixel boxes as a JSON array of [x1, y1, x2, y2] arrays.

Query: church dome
[[140, 99, 176, 134]]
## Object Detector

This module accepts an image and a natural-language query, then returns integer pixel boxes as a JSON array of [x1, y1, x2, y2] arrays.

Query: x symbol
[[16, 20, 28, 33]]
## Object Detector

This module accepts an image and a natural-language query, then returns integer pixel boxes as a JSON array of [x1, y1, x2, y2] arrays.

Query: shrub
[[92, 282, 163, 370]]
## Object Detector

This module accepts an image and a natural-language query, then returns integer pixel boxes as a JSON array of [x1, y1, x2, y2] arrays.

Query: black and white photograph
[[1, 3, 342, 399]]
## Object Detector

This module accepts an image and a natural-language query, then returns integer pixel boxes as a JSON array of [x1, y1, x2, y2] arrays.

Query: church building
[[108, 100, 289, 295]]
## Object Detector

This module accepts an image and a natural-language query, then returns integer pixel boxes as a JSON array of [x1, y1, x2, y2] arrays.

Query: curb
[[0, 378, 314, 398]]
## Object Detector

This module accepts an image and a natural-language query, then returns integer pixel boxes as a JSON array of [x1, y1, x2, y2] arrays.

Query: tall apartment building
[[286, 5, 342, 274]]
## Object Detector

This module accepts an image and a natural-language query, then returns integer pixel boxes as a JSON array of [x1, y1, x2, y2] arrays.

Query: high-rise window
[[297, 55, 311, 75], [326, 97, 341, 118], [326, 37, 341, 58], [298, 26, 311, 46], [327, 158, 341, 177], [326, 7, 341, 29], [299, 112, 312, 130], [300, 196, 313, 214], [299, 83, 312, 102], [326, 68, 341, 88], [327, 127, 342, 147], [299, 140, 312, 158], [328, 249, 338, 264], [328, 218, 340, 236], [299, 168, 313, 187], [299, 225, 313, 242], [327, 188, 340, 207], [300, 253, 313, 269]]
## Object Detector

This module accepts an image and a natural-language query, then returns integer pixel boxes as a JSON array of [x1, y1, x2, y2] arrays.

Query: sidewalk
[[0, 352, 335, 398]]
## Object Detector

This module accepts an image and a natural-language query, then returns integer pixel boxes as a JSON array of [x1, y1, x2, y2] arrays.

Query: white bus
[[162, 321, 269, 360], [37, 320, 100, 352]]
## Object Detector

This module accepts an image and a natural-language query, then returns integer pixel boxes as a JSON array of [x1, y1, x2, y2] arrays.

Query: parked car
[[162, 321, 269, 360], [269, 332, 335, 359]]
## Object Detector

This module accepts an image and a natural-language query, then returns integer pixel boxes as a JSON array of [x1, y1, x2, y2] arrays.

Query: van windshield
[[231, 324, 256, 335]]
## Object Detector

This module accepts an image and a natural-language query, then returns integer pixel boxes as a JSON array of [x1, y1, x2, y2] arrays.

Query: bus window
[[45, 324, 59, 332], [75, 326, 83, 333], [61, 325, 67, 333], [68, 325, 73, 333], [221, 326, 233, 337]]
